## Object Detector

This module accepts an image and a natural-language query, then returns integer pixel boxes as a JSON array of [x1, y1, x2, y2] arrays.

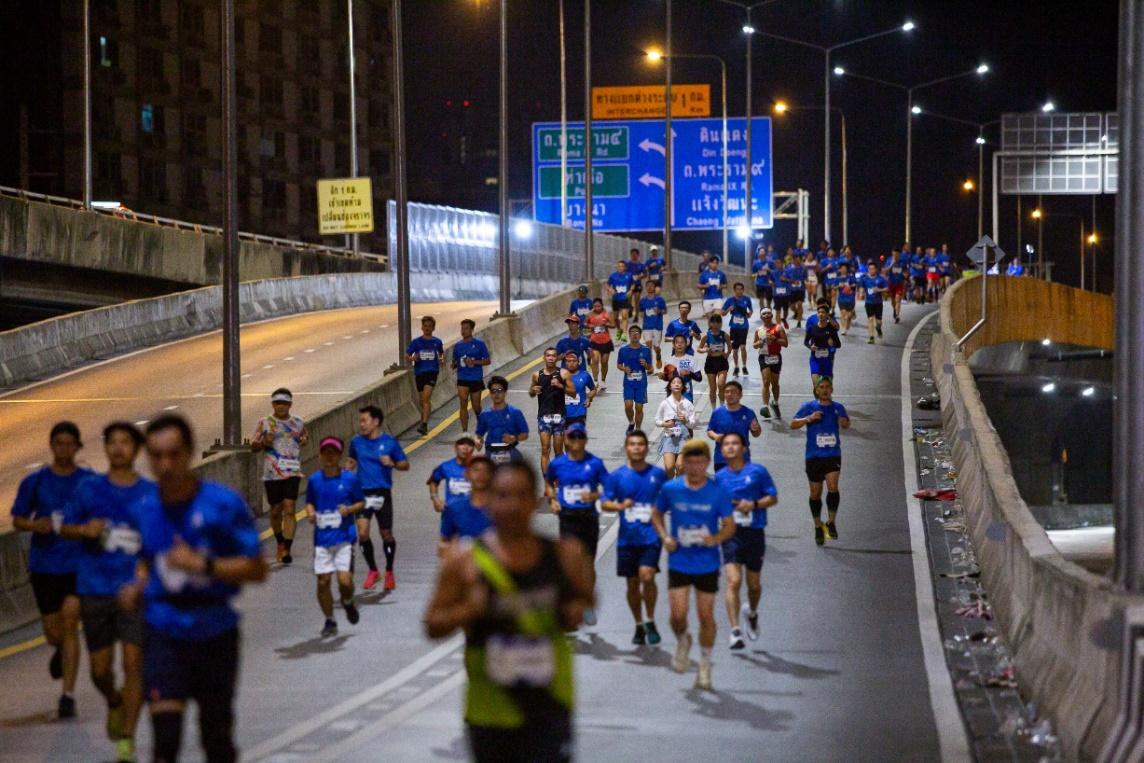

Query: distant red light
[[463, 99, 471, 107], [445, 100, 453, 107]]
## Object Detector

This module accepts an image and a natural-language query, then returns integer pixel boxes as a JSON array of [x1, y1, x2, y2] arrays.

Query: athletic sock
[[700, 647, 713, 662], [827, 491, 840, 515], [384, 539, 396, 571], [274, 531, 285, 545], [360, 540, 378, 571]]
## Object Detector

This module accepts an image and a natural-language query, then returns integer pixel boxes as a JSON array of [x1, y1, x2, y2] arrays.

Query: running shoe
[[384, 570, 396, 591], [743, 605, 760, 641], [645, 621, 662, 646], [782, 320, 789, 329], [895, 315, 901, 324], [417, 422, 429, 436], [877, 325, 884, 338], [616, 331, 626, 342], [771, 402, 781, 419], [115, 737, 136, 762], [733, 366, 740, 377], [841, 330, 848, 336], [58, 694, 76, 719], [583, 608, 597, 626], [695, 660, 713, 690], [321, 619, 338, 637], [814, 526, 825, 546], [868, 336, 875, 345], [796, 320, 802, 329], [826, 521, 839, 540], [49, 648, 62, 679], [106, 701, 124, 740], [632, 623, 647, 645], [363, 570, 381, 590], [729, 628, 745, 650], [282, 552, 293, 565], [760, 406, 771, 419], [671, 632, 693, 673], [276, 542, 287, 562], [344, 600, 360, 625]]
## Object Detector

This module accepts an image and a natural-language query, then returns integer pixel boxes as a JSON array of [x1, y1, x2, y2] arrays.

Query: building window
[[181, 58, 200, 89], [94, 96, 116, 139], [140, 48, 163, 82], [183, 167, 208, 209], [369, 149, 390, 177], [260, 76, 283, 110], [98, 35, 118, 68], [299, 135, 320, 164], [96, 152, 123, 188], [264, 179, 287, 211], [184, 112, 207, 156], [333, 93, 348, 123], [301, 86, 320, 114], [260, 24, 282, 53], [179, 3, 205, 40], [139, 158, 168, 202], [335, 142, 350, 173], [141, 104, 155, 133], [259, 130, 285, 157]]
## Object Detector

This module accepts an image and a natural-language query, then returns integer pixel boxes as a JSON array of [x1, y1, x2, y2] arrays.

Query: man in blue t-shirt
[[665, 301, 703, 353], [428, 436, 475, 512], [600, 429, 668, 646], [652, 438, 735, 690], [438, 455, 493, 550], [561, 351, 597, 427], [616, 326, 654, 432], [10, 420, 92, 719], [751, 253, 774, 310], [886, 247, 907, 323], [834, 263, 858, 334], [544, 422, 609, 627], [791, 377, 850, 547], [347, 405, 410, 591], [645, 247, 666, 288], [697, 257, 728, 317], [721, 282, 754, 377], [627, 247, 647, 298], [452, 318, 491, 434], [60, 422, 153, 759], [569, 284, 594, 328], [714, 432, 778, 651], [638, 280, 668, 369], [859, 261, 889, 344], [706, 381, 762, 471], [118, 415, 266, 763], [406, 315, 445, 436], [607, 260, 636, 341], [476, 375, 530, 464], [305, 437, 365, 637], [557, 317, 592, 372]]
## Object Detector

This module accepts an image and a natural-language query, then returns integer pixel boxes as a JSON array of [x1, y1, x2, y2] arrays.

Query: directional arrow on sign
[[639, 173, 666, 190], [639, 138, 665, 156]]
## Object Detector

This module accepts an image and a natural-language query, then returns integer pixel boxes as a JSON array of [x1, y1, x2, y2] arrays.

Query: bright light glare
[[773, 100, 789, 114], [1082, 386, 1096, 397], [1031, 208, 1043, 219], [513, 219, 534, 239], [646, 50, 663, 62], [742, 25, 756, 34], [1042, 100, 1055, 112], [963, 179, 975, 191], [911, 105, 922, 115], [735, 226, 751, 241], [976, 136, 986, 145], [1041, 382, 1056, 393], [92, 200, 122, 209], [902, 21, 916, 31], [833, 66, 845, 75], [478, 221, 498, 240], [1088, 233, 1098, 244], [976, 64, 990, 74], [1041, 338, 1052, 346]]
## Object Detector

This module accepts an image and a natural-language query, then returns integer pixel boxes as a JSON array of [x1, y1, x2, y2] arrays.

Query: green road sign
[[538, 165, 629, 199], [537, 126, 630, 162]]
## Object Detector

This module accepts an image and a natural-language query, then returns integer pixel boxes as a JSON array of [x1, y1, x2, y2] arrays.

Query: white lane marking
[[163, 405, 179, 411], [242, 373, 253, 379], [193, 392, 205, 398], [379, 324, 389, 328], [342, 335, 354, 340], [901, 309, 970, 762], [134, 420, 149, 427], [304, 348, 316, 353], [360, 329, 370, 334], [324, 342, 335, 346], [263, 364, 274, 370], [283, 356, 295, 361], [25, 463, 43, 470]]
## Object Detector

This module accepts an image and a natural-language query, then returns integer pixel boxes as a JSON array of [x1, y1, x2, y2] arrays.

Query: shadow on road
[[734, 650, 840, 680], [274, 634, 355, 660], [683, 686, 795, 731]]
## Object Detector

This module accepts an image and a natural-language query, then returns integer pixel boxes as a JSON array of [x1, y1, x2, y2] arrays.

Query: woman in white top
[[655, 376, 698, 476]]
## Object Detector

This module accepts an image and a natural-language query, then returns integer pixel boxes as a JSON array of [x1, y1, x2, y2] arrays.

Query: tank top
[[760, 325, 783, 357], [464, 539, 574, 729], [536, 369, 566, 419], [586, 311, 611, 345], [705, 330, 727, 356]]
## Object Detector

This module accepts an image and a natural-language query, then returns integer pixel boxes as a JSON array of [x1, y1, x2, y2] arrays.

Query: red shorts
[[926, 272, 940, 282], [888, 283, 906, 298]]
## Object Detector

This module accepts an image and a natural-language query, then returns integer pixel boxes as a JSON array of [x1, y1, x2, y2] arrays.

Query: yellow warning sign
[[591, 84, 711, 120], [317, 177, 374, 235]]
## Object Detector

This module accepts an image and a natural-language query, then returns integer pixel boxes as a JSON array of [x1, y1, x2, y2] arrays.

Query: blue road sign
[[531, 117, 773, 233]]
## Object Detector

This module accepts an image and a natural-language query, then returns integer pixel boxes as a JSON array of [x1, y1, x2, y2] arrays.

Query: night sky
[[405, 0, 1120, 288]]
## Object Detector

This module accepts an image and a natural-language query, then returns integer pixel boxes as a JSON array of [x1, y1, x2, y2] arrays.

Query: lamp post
[[346, 0, 359, 255], [648, 51, 728, 265], [82, 0, 92, 209], [664, 0, 673, 270], [496, 0, 511, 315], [1032, 207, 1086, 290], [835, 64, 990, 244], [221, 0, 241, 445], [391, 0, 411, 365], [559, 0, 568, 228], [583, 0, 593, 279], [907, 108, 999, 238], [774, 101, 849, 245]]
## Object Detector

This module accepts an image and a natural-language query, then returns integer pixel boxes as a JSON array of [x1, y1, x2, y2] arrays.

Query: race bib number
[[485, 635, 555, 687], [155, 552, 211, 593], [51, 511, 65, 534], [316, 511, 342, 529], [624, 503, 654, 523], [677, 526, 710, 548], [564, 394, 580, 406], [275, 457, 301, 473], [792, 280, 803, 288], [709, 342, 725, 353], [592, 325, 606, 334], [614, 285, 627, 294], [774, 287, 788, 296], [626, 371, 644, 382], [764, 354, 781, 365], [364, 495, 386, 510], [734, 509, 753, 527], [576, 307, 590, 317], [816, 433, 838, 448], [892, 267, 902, 274], [928, 267, 937, 273], [541, 414, 564, 425], [103, 526, 142, 554], [814, 348, 831, 359], [667, 426, 683, 437], [561, 485, 589, 505], [419, 350, 437, 360], [447, 478, 471, 496]]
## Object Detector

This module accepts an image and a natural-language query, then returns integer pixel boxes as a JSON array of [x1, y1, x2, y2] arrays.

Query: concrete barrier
[[932, 276, 1130, 760]]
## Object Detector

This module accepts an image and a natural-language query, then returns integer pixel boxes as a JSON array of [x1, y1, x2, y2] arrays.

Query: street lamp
[[647, 50, 729, 264], [774, 100, 850, 245], [1030, 207, 1087, 290], [908, 107, 999, 237], [1042, 100, 1056, 112], [963, 179, 975, 192]]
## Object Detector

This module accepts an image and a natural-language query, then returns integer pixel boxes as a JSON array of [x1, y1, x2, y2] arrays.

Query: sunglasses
[[489, 387, 506, 394]]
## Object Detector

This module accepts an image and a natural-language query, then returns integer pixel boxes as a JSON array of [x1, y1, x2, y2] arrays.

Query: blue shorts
[[622, 384, 648, 404], [837, 300, 856, 312], [617, 543, 662, 577], [144, 625, 239, 704], [537, 416, 566, 435], [809, 352, 835, 378], [720, 527, 766, 572]]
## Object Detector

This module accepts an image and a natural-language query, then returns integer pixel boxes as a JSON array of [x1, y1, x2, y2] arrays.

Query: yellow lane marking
[[0, 634, 45, 660]]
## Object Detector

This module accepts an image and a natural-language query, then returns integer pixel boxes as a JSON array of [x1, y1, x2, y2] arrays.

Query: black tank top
[[537, 369, 566, 418]]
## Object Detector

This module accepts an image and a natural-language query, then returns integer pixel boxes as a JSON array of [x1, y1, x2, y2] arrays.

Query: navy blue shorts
[[721, 527, 766, 572], [616, 543, 662, 577], [144, 626, 238, 704], [622, 383, 648, 404], [809, 352, 834, 378]]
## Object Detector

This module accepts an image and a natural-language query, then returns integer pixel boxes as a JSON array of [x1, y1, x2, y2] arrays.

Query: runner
[[627, 247, 647, 305], [600, 429, 667, 646], [561, 351, 598, 429], [662, 334, 703, 403], [616, 325, 654, 432], [10, 421, 90, 719], [251, 388, 307, 564], [804, 299, 842, 387], [909, 248, 927, 304], [585, 297, 615, 388], [638, 280, 668, 369], [453, 319, 492, 434], [475, 375, 530, 464], [924, 246, 942, 303], [820, 248, 838, 310], [664, 301, 703, 352], [347, 405, 410, 592], [938, 243, 954, 294], [859, 261, 889, 344], [555, 316, 591, 371], [568, 284, 593, 328], [424, 461, 593, 763], [529, 348, 575, 474], [438, 455, 493, 553], [118, 415, 266, 763], [886, 247, 907, 324], [428, 435, 476, 513], [772, 255, 792, 328], [406, 315, 445, 435], [697, 314, 730, 408], [753, 308, 788, 419], [59, 422, 152, 761], [722, 282, 753, 378], [781, 255, 805, 328], [1006, 257, 1025, 276], [654, 376, 698, 477], [697, 256, 728, 318], [834, 263, 858, 336], [751, 250, 774, 311], [607, 260, 635, 342], [791, 377, 850, 546], [645, 246, 666, 290], [303, 437, 364, 637], [652, 439, 736, 690], [706, 380, 762, 473], [714, 432, 778, 650], [544, 423, 608, 627], [803, 248, 820, 304]]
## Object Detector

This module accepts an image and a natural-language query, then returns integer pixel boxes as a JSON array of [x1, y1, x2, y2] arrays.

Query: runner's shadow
[[356, 591, 398, 607], [430, 734, 469, 760], [735, 650, 840, 680], [623, 645, 674, 669], [683, 687, 794, 731], [825, 546, 912, 556], [0, 709, 58, 727], [568, 632, 625, 662], [762, 545, 798, 565], [274, 634, 354, 660]]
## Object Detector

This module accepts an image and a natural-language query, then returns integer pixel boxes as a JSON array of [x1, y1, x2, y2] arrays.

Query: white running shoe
[[743, 605, 760, 641], [729, 628, 745, 650], [582, 608, 597, 626], [695, 659, 713, 690], [671, 632, 693, 673]]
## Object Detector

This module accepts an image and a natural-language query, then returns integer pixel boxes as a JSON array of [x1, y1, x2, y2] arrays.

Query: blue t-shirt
[[476, 405, 529, 445], [569, 298, 594, 326], [565, 371, 595, 419], [348, 433, 408, 490], [556, 335, 591, 370], [835, 275, 858, 307], [626, 259, 646, 279], [924, 255, 941, 276], [305, 469, 363, 548], [11, 467, 93, 574], [886, 259, 906, 284], [407, 335, 444, 375], [639, 296, 668, 331], [722, 296, 752, 330], [699, 269, 728, 300], [608, 272, 635, 302], [751, 259, 772, 287], [1007, 262, 1025, 276], [135, 481, 261, 640], [646, 256, 666, 280], [430, 458, 472, 504], [909, 256, 926, 277], [714, 462, 777, 530], [64, 474, 155, 596], [545, 453, 609, 513], [781, 264, 804, 293], [617, 344, 652, 390], [655, 477, 733, 574], [860, 275, 888, 304], [796, 399, 849, 459], [708, 405, 759, 467], [440, 496, 492, 540], [665, 318, 702, 350], [604, 464, 668, 547], [453, 337, 490, 383]]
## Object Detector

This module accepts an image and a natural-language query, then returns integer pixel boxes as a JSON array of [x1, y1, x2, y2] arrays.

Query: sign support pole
[[584, 0, 594, 281], [663, 0, 673, 270], [496, 0, 512, 316], [392, 0, 411, 366], [221, 0, 241, 445]]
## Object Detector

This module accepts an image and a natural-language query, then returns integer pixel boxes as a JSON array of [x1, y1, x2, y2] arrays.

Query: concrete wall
[[932, 276, 1129, 760]]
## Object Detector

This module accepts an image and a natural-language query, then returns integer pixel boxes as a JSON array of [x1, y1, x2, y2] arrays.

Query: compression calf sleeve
[[809, 498, 823, 520], [827, 491, 840, 515], [152, 712, 184, 763], [360, 540, 378, 572], [384, 539, 396, 571]]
